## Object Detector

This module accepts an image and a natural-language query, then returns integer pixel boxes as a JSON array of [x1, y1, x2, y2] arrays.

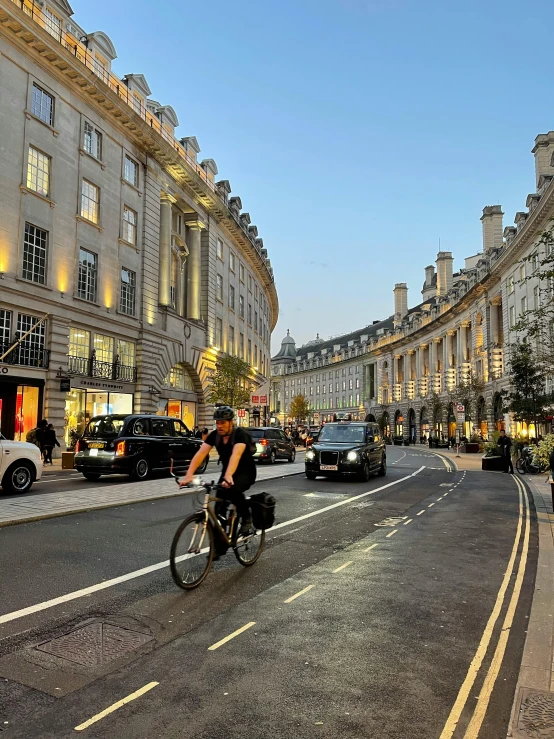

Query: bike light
[[115, 441, 126, 456], [192, 476, 203, 486], [347, 451, 358, 461], [306, 450, 315, 460]]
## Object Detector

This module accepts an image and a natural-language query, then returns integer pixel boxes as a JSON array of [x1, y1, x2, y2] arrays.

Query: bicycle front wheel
[[515, 458, 526, 474], [170, 513, 214, 589], [233, 525, 265, 567], [528, 462, 541, 474]]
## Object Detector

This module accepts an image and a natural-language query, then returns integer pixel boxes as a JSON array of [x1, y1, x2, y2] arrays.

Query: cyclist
[[179, 406, 256, 534]]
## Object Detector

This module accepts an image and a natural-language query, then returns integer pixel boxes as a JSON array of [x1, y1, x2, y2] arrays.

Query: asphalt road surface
[[0, 447, 537, 738]]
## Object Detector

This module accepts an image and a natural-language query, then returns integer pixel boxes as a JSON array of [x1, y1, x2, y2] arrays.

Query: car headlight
[[347, 451, 358, 461], [306, 450, 315, 460]]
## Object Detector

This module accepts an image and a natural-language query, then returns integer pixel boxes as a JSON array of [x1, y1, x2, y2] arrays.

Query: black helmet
[[213, 405, 234, 420]]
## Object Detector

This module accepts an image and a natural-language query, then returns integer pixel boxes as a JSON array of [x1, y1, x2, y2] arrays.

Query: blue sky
[[74, 0, 554, 352]]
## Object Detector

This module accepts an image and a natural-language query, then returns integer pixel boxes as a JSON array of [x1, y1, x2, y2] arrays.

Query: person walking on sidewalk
[[498, 429, 514, 473], [42, 423, 60, 465]]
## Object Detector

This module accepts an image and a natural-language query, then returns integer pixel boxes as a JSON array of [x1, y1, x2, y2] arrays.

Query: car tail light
[[75, 440, 82, 452], [115, 441, 126, 457], [260, 439, 268, 446]]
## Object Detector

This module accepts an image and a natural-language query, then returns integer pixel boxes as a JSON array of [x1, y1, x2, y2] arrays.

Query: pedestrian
[[193, 425, 202, 439], [201, 427, 210, 442], [26, 418, 48, 449], [42, 423, 60, 464], [498, 429, 514, 473]]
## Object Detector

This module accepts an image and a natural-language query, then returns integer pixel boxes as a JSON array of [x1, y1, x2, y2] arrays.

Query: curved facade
[[0, 0, 277, 442], [272, 134, 554, 437]]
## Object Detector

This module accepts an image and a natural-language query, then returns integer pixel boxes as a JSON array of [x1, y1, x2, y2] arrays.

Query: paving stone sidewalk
[[0, 455, 305, 528]]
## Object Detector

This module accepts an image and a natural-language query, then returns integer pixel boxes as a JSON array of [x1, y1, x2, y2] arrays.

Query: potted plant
[[482, 431, 504, 471], [465, 432, 481, 453], [393, 435, 404, 446]]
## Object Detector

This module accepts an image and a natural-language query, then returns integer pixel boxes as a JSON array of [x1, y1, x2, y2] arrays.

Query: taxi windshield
[[318, 425, 365, 443]]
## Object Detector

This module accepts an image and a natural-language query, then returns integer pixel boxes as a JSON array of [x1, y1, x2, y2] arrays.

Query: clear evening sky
[[74, 0, 554, 352]]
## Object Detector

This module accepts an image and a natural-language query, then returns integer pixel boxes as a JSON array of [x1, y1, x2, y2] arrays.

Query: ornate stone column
[[185, 218, 205, 321], [158, 194, 175, 307]]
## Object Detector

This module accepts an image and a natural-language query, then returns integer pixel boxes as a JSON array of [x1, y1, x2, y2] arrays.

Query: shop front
[[0, 367, 45, 440], [64, 377, 135, 447], [157, 397, 197, 430], [157, 364, 199, 430]]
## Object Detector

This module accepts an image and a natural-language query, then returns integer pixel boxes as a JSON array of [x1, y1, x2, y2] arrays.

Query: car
[[306, 429, 320, 446], [246, 427, 296, 464], [73, 414, 207, 482], [0, 434, 43, 494], [304, 421, 386, 481]]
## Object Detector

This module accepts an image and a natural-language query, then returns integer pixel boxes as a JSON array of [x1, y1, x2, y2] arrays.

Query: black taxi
[[304, 420, 386, 481], [74, 414, 207, 482]]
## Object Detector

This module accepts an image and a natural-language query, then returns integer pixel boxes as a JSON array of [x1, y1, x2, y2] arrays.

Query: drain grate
[[36, 622, 153, 667], [514, 688, 554, 738]]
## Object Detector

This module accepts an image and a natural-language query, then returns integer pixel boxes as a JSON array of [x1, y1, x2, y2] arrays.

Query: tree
[[289, 394, 310, 424], [206, 355, 252, 409], [504, 339, 547, 432], [429, 391, 444, 433], [455, 368, 485, 431]]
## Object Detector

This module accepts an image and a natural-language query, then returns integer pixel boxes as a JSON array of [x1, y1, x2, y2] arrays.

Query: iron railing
[[68, 355, 137, 383], [0, 341, 49, 368]]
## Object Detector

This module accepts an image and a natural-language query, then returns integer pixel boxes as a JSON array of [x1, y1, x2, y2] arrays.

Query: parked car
[[0, 434, 43, 494], [74, 414, 207, 482], [246, 427, 296, 464], [305, 421, 386, 481]]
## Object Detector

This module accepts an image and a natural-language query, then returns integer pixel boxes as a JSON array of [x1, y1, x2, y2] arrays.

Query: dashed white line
[[333, 561, 354, 573], [208, 622, 256, 651], [284, 585, 314, 604], [428, 503, 435, 508], [403, 519, 413, 526], [417, 510, 425, 516], [386, 529, 398, 538], [364, 543, 379, 553]]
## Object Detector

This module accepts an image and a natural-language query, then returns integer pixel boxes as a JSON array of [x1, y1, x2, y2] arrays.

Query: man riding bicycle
[[179, 406, 256, 535]]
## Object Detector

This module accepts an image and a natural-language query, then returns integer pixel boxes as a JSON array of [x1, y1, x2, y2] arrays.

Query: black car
[[74, 414, 207, 482], [304, 421, 386, 481], [246, 427, 296, 464]]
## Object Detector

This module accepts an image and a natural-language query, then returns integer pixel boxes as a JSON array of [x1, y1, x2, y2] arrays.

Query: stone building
[[0, 0, 277, 443], [272, 134, 554, 439]]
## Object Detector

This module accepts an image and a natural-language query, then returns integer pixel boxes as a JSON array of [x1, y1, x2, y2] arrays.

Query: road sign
[[456, 403, 465, 413]]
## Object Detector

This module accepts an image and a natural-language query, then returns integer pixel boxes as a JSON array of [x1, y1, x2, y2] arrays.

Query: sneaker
[[240, 518, 254, 536]]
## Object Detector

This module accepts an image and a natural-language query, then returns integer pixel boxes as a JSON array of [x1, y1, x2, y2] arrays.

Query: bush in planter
[[534, 434, 554, 471], [484, 431, 501, 457], [393, 435, 404, 445]]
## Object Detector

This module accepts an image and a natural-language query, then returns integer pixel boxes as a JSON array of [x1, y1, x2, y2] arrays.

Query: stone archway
[[379, 411, 390, 438], [408, 408, 416, 443], [477, 396, 487, 438], [447, 402, 456, 441], [493, 392, 505, 431], [365, 413, 376, 422], [394, 409, 404, 438], [420, 407, 429, 441]]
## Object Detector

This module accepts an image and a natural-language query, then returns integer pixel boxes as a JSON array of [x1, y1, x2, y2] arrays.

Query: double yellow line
[[439, 474, 530, 739]]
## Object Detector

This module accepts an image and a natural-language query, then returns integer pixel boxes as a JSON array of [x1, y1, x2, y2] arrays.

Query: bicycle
[[516, 448, 542, 475], [169, 473, 265, 590]]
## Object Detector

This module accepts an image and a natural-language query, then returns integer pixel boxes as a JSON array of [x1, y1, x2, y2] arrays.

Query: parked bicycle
[[516, 446, 543, 475], [169, 470, 272, 589]]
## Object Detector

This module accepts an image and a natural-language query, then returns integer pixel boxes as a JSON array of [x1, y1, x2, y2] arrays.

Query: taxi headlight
[[306, 450, 315, 460], [347, 450, 358, 461]]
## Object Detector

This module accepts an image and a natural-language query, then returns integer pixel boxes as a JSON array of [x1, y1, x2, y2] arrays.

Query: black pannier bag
[[249, 492, 276, 530]]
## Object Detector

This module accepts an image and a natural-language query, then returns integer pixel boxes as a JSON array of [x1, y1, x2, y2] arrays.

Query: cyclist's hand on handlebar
[[179, 474, 194, 488], [222, 475, 234, 488]]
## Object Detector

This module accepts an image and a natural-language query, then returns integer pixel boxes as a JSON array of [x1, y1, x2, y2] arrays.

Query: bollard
[[550, 479, 554, 513]]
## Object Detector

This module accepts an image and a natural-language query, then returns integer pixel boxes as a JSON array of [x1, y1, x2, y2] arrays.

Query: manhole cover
[[374, 516, 407, 527], [514, 687, 554, 738], [36, 622, 153, 667]]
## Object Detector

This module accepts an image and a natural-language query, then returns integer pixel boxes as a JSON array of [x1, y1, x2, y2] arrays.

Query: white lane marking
[[443, 493, 449, 496], [284, 584, 314, 604], [392, 450, 407, 465], [386, 530, 398, 538], [439, 480, 525, 739], [208, 622, 256, 651], [428, 503, 435, 508], [333, 561, 354, 573], [0, 467, 426, 625], [364, 543, 379, 552], [437, 496, 443, 501], [463, 477, 530, 738], [417, 510, 425, 516], [403, 519, 413, 526], [74, 682, 159, 732]]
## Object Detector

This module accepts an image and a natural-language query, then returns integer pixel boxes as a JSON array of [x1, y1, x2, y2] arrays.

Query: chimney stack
[[480, 205, 504, 253], [393, 283, 408, 327], [532, 132, 554, 188], [436, 251, 453, 296], [422, 265, 435, 300]]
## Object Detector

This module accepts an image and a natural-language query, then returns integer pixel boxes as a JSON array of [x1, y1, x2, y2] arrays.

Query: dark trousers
[[43, 446, 54, 464], [218, 473, 255, 520], [502, 452, 513, 473]]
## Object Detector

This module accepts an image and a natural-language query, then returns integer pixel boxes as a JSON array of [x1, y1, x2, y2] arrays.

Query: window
[[255, 284, 258, 301], [31, 83, 54, 125], [93, 55, 107, 81], [132, 94, 142, 115], [239, 263, 245, 282], [521, 296, 527, 314], [534, 285, 539, 309], [254, 346, 258, 367], [254, 311, 258, 333], [248, 303, 252, 325], [0, 310, 11, 345], [229, 252, 236, 273], [239, 295, 245, 319], [44, 8, 62, 41], [509, 305, 516, 328], [336, 382, 339, 392], [117, 339, 135, 368], [77, 248, 97, 302], [215, 317, 223, 348], [122, 205, 137, 245], [248, 339, 252, 364], [229, 325, 235, 355], [26, 146, 50, 197], [83, 121, 102, 159], [170, 251, 178, 309], [69, 328, 90, 359], [356, 378, 360, 389], [248, 274, 253, 292], [329, 383, 332, 393], [81, 180, 100, 223], [310, 387, 313, 396], [532, 254, 539, 273], [229, 284, 235, 310], [216, 274, 223, 301], [119, 267, 136, 315], [342, 381, 346, 391], [519, 265, 525, 282], [217, 238, 224, 260], [508, 276, 515, 294], [349, 379, 353, 390], [17, 314, 46, 365], [124, 155, 138, 186], [239, 332, 244, 359], [22, 223, 47, 284]]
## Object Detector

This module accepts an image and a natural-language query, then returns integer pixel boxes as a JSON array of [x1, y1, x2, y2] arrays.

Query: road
[[0, 446, 536, 738]]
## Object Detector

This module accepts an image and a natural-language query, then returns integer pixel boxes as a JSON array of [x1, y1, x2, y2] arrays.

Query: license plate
[[89, 448, 98, 456], [88, 442, 104, 449], [320, 464, 338, 471]]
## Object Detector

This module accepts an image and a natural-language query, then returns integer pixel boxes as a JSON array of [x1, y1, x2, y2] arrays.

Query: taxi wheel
[[197, 457, 209, 474], [288, 449, 296, 463], [131, 457, 150, 481], [306, 471, 317, 480], [2, 461, 34, 494], [378, 455, 387, 477], [359, 461, 371, 482], [267, 450, 276, 464], [82, 472, 101, 482]]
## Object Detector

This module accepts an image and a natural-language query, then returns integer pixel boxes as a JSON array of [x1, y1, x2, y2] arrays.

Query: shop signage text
[[72, 378, 130, 392]]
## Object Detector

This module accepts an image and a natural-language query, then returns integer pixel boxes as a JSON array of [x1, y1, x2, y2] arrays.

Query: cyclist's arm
[[223, 443, 246, 484], [180, 442, 212, 486]]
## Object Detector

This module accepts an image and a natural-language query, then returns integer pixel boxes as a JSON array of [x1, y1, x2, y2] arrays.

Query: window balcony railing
[[68, 355, 137, 383], [0, 341, 49, 368]]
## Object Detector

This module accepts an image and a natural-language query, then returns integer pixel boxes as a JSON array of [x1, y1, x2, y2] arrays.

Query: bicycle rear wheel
[[233, 524, 265, 567], [528, 462, 541, 474], [515, 458, 526, 474], [170, 513, 214, 589]]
